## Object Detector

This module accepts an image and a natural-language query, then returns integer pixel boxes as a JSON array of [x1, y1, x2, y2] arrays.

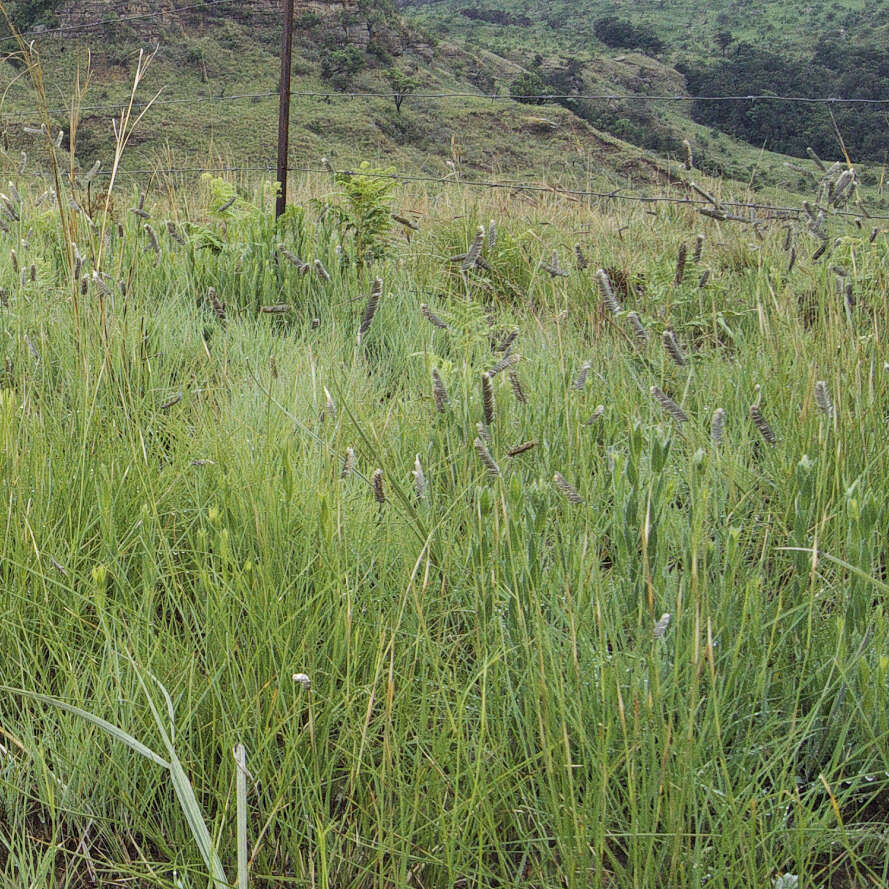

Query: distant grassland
[[0, 98, 889, 887]]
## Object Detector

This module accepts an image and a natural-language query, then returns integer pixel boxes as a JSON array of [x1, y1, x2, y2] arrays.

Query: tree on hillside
[[384, 67, 419, 113], [714, 30, 734, 56], [509, 71, 548, 105]]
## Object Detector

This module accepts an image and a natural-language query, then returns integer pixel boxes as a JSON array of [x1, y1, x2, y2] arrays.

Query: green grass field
[[2, 81, 889, 888]]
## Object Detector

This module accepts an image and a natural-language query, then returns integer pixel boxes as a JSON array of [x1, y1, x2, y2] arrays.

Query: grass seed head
[[574, 244, 588, 270], [626, 311, 649, 346], [693, 234, 704, 263], [340, 447, 355, 479], [596, 268, 622, 315], [653, 613, 671, 638], [357, 278, 383, 344], [474, 437, 500, 478], [663, 329, 687, 366], [553, 472, 583, 503], [372, 469, 385, 504], [650, 386, 689, 423], [481, 372, 495, 426], [814, 380, 833, 417], [412, 454, 426, 499], [432, 369, 449, 412], [711, 408, 725, 445], [421, 303, 448, 329], [462, 226, 485, 271], [507, 369, 527, 404], [674, 242, 687, 284], [573, 361, 592, 390]]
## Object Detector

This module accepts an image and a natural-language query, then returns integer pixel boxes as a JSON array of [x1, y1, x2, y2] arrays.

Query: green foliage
[[320, 45, 366, 89], [594, 15, 665, 55], [509, 71, 549, 105], [681, 38, 889, 160], [384, 66, 419, 112], [2, 167, 889, 889], [322, 161, 395, 264]]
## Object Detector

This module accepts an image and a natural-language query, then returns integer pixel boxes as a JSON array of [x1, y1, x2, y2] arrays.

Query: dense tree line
[[679, 38, 889, 161], [593, 16, 664, 56]]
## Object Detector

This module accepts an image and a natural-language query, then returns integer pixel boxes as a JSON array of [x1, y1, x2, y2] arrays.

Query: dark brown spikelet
[[783, 227, 792, 252], [787, 247, 796, 273], [432, 369, 449, 412], [497, 329, 519, 352], [553, 472, 583, 504], [662, 329, 687, 366], [506, 439, 537, 457], [508, 369, 528, 404], [143, 224, 160, 255], [277, 243, 306, 269], [261, 304, 292, 314], [692, 234, 704, 264], [462, 226, 485, 271], [812, 242, 827, 261], [474, 437, 501, 478], [650, 386, 689, 423], [372, 469, 386, 504], [166, 221, 187, 245], [574, 244, 588, 270], [357, 278, 382, 344], [674, 243, 687, 285], [626, 311, 649, 346], [488, 353, 520, 377], [869, 228, 878, 244], [481, 372, 495, 425], [208, 287, 226, 324], [749, 399, 776, 444], [421, 303, 448, 330], [391, 213, 419, 231]]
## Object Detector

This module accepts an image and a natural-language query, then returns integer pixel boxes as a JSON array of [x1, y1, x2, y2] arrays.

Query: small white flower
[[292, 673, 311, 691]]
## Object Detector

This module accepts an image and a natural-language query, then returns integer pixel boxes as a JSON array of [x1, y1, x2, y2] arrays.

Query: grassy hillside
[[0, 117, 889, 888]]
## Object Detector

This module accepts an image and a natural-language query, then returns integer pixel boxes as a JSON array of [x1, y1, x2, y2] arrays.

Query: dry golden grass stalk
[[650, 386, 689, 423], [553, 472, 583, 503]]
